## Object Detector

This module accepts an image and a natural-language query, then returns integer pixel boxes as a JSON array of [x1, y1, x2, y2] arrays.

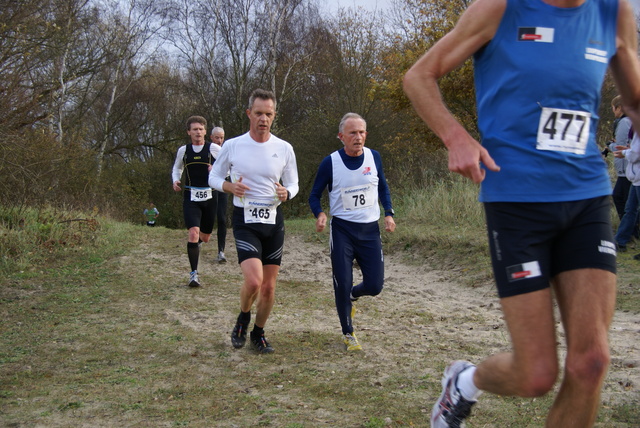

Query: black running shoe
[[231, 322, 247, 348], [250, 332, 274, 354]]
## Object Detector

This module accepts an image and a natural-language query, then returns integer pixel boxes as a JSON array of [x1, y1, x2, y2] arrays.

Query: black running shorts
[[232, 206, 285, 265], [183, 193, 217, 234], [484, 196, 616, 298]]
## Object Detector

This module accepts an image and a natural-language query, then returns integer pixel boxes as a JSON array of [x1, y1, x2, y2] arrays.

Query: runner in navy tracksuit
[[308, 112, 396, 351]]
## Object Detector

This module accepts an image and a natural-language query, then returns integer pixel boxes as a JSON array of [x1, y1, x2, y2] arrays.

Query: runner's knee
[[364, 279, 383, 296], [515, 360, 558, 397], [188, 228, 200, 241], [243, 278, 262, 295], [565, 347, 610, 389], [260, 280, 276, 297]]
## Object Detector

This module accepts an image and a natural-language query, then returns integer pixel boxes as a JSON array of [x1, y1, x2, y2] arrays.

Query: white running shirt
[[208, 132, 299, 208]]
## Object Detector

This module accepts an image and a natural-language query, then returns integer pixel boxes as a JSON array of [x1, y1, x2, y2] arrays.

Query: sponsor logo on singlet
[[518, 27, 554, 43]]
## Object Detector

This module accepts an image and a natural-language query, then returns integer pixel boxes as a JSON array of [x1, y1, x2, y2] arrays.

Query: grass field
[[1, 193, 639, 427]]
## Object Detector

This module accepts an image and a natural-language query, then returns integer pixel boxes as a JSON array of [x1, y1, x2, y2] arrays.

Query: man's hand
[[224, 177, 250, 197], [315, 212, 327, 233], [275, 182, 288, 201], [447, 134, 500, 184], [384, 216, 396, 233], [173, 181, 181, 192]]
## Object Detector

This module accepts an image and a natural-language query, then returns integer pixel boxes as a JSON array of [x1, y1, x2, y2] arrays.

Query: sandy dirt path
[[183, 232, 639, 410]]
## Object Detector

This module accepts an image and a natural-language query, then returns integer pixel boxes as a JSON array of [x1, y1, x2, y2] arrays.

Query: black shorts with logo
[[232, 206, 285, 265], [484, 196, 616, 298]]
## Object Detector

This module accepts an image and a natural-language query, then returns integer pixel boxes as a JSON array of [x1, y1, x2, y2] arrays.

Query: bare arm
[[403, 0, 505, 183], [610, 0, 640, 133]]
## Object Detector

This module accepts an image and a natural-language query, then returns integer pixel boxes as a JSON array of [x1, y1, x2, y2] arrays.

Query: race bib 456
[[190, 188, 212, 202]]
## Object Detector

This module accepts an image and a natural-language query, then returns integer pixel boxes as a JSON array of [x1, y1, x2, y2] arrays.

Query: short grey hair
[[338, 112, 366, 133], [248, 88, 277, 110], [211, 126, 224, 135]]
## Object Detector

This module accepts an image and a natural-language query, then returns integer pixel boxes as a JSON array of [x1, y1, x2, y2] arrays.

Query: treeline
[[0, 0, 620, 227]]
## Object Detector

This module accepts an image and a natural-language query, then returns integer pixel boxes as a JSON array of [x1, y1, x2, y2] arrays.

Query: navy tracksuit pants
[[330, 216, 384, 334]]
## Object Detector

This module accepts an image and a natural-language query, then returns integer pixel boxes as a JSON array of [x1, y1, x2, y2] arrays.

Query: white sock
[[457, 366, 483, 401]]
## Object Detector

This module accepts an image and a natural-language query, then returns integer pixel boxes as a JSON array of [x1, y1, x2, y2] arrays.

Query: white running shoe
[[188, 270, 200, 288], [217, 251, 227, 263], [431, 360, 477, 428]]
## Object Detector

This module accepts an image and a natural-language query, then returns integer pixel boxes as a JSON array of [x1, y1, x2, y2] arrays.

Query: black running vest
[[183, 143, 214, 188]]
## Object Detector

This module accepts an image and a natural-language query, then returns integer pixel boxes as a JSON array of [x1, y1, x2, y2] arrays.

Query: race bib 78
[[340, 184, 375, 211]]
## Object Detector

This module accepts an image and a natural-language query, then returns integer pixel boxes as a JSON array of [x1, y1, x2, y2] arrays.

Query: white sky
[[325, 0, 394, 14]]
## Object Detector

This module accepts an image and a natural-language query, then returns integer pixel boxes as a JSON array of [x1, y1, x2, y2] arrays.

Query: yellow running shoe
[[351, 303, 357, 320], [343, 333, 362, 352]]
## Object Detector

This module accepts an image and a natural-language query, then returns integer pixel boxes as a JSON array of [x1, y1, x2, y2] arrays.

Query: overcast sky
[[325, 0, 640, 15]]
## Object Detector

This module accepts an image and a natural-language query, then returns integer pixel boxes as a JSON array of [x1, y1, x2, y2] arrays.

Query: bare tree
[[90, 0, 169, 177], [166, 0, 226, 124], [168, 0, 322, 134], [0, 0, 62, 134], [257, 0, 302, 96]]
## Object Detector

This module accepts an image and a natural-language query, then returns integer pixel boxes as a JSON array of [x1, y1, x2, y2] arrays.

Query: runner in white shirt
[[209, 89, 299, 354]]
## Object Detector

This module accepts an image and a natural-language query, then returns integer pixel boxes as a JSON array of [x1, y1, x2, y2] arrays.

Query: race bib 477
[[537, 107, 590, 155]]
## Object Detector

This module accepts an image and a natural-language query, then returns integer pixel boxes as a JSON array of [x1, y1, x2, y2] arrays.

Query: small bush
[[0, 205, 101, 274]]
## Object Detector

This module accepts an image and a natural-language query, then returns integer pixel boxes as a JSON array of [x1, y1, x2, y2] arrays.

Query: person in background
[[608, 95, 632, 220], [209, 89, 299, 354], [403, 0, 640, 426], [143, 202, 159, 227], [614, 130, 640, 253], [172, 116, 220, 288], [308, 112, 396, 352], [211, 126, 229, 263]]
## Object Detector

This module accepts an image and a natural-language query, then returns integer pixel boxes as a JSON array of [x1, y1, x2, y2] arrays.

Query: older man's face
[[212, 131, 225, 146]]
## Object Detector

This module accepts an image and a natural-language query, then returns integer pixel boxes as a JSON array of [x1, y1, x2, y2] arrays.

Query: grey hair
[[248, 89, 277, 110], [338, 112, 366, 133], [211, 126, 224, 135]]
